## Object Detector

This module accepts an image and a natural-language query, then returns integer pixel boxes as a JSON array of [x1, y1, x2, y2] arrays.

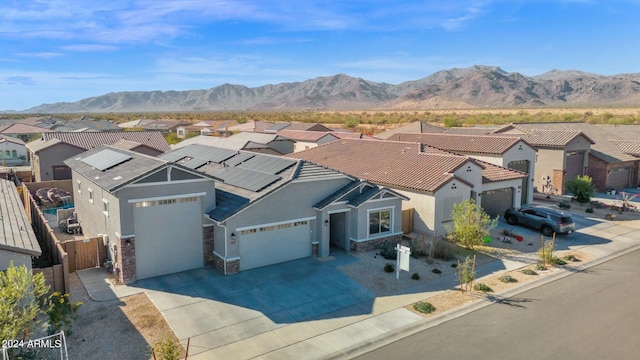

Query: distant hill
[[15, 66, 640, 113]]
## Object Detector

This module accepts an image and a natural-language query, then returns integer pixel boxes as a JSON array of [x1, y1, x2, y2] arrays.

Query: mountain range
[[16, 65, 640, 113]]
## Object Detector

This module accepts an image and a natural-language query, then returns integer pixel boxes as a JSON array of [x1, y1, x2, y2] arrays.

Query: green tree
[[448, 199, 498, 249], [0, 262, 50, 342], [565, 175, 595, 203]]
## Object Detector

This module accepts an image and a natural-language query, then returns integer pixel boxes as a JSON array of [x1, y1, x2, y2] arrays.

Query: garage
[[481, 188, 514, 218], [609, 167, 631, 190], [508, 160, 529, 205], [239, 219, 313, 271], [134, 196, 204, 280], [564, 151, 585, 192]]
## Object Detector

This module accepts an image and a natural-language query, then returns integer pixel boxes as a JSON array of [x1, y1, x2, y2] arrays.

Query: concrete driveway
[[128, 251, 379, 356]]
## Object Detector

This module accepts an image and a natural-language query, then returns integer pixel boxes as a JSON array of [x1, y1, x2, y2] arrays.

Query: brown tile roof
[[329, 131, 364, 139], [36, 131, 171, 153], [0, 123, 56, 135], [611, 139, 640, 157], [492, 124, 595, 148], [375, 121, 445, 139], [0, 135, 25, 145], [288, 139, 475, 192], [473, 159, 527, 183], [386, 133, 527, 155], [444, 127, 498, 135], [282, 123, 333, 132]]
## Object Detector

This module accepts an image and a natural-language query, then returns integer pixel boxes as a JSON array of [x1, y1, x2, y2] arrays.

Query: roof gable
[[387, 133, 528, 155], [41, 131, 171, 152]]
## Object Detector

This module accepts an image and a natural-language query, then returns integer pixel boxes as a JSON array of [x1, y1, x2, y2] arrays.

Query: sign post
[[395, 244, 411, 280]]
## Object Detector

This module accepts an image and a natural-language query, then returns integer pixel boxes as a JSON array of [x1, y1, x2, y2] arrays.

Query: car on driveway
[[504, 206, 575, 236]]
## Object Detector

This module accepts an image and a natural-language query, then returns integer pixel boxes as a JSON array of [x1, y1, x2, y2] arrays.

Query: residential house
[[176, 120, 239, 138], [385, 133, 537, 205], [491, 124, 597, 194], [0, 135, 28, 166], [289, 139, 526, 236], [26, 131, 171, 182], [277, 130, 340, 152], [375, 121, 446, 139], [0, 179, 41, 270], [0, 123, 56, 142], [118, 119, 186, 133], [227, 120, 275, 133], [65, 144, 406, 282], [173, 133, 295, 155]]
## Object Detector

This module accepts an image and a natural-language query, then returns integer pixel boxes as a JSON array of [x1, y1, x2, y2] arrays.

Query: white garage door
[[239, 220, 312, 271], [134, 197, 204, 280]]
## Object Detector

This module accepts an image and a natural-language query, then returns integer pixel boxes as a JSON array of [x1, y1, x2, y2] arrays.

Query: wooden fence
[[63, 237, 106, 273]]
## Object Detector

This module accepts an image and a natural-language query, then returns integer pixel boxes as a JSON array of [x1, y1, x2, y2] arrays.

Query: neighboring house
[[277, 130, 340, 152], [375, 121, 445, 139], [118, 119, 186, 133], [64, 146, 218, 283], [64, 144, 406, 283], [227, 120, 275, 133], [289, 139, 526, 236], [176, 120, 239, 138], [161, 145, 406, 274], [173, 133, 295, 155], [278, 122, 333, 132], [26, 131, 171, 182], [0, 179, 41, 270], [0, 135, 28, 166], [385, 133, 537, 205], [0, 123, 56, 142], [494, 123, 640, 192], [491, 124, 597, 194], [34, 116, 120, 132]]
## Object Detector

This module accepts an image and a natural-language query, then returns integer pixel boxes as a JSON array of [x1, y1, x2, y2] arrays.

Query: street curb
[[326, 241, 640, 359]]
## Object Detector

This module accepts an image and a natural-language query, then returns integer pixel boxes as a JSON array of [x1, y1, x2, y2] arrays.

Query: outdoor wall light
[[231, 233, 236, 240], [125, 239, 131, 247], [324, 220, 329, 226]]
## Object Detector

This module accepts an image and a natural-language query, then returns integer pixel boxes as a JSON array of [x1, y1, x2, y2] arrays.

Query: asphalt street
[[356, 247, 640, 360]]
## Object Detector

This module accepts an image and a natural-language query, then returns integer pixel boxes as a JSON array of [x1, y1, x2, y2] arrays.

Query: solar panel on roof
[[81, 149, 132, 171], [182, 158, 208, 169], [211, 166, 281, 192], [238, 156, 296, 174], [223, 152, 255, 167], [159, 151, 188, 162]]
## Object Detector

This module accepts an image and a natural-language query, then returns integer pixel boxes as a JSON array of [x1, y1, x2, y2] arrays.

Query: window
[[102, 200, 109, 216], [135, 201, 156, 208], [4, 150, 9, 158], [11, 150, 17, 158], [88, 189, 94, 204], [369, 209, 391, 236], [158, 199, 177, 205]]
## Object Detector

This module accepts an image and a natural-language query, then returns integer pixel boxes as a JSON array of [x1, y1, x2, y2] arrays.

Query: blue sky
[[1, 0, 638, 111]]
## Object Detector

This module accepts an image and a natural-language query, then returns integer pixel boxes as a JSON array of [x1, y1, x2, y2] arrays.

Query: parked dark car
[[504, 206, 575, 236]]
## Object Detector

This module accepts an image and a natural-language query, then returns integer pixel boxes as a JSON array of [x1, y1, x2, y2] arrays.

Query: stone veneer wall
[[312, 242, 319, 256], [212, 253, 240, 275], [117, 237, 136, 284], [203, 226, 215, 266], [350, 234, 403, 252], [213, 253, 225, 273]]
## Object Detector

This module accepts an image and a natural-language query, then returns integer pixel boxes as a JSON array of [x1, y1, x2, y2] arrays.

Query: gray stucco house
[[65, 144, 406, 283]]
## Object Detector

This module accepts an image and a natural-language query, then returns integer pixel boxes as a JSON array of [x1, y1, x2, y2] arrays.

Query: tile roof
[[35, 131, 171, 153], [610, 139, 640, 157], [64, 146, 169, 192], [386, 133, 527, 155], [277, 130, 337, 142], [281, 123, 333, 132], [227, 120, 275, 132], [444, 127, 498, 135], [0, 135, 25, 145], [230, 132, 288, 144], [472, 159, 527, 183], [288, 139, 471, 192], [492, 124, 595, 148], [0, 179, 41, 257], [0, 123, 56, 135], [375, 121, 445, 139], [172, 135, 249, 151]]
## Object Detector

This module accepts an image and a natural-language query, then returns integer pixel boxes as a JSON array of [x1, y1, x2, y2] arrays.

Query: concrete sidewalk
[[77, 201, 640, 359]]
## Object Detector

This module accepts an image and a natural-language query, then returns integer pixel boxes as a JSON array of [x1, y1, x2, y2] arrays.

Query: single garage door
[[481, 188, 514, 218], [134, 197, 204, 280], [609, 167, 631, 190], [239, 220, 312, 271]]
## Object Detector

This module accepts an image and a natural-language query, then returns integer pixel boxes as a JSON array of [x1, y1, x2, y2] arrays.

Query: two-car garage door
[[134, 197, 204, 280], [239, 220, 312, 271]]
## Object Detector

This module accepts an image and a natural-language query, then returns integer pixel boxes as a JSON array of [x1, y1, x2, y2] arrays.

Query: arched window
[[11, 150, 17, 158], [5, 150, 10, 158]]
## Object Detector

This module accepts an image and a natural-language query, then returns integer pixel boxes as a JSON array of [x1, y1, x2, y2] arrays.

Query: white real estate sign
[[395, 244, 411, 279]]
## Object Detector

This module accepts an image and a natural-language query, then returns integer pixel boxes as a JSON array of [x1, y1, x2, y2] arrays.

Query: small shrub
[[413, 301, 436, 314], [433, 240, 455, 261], [499, 274, 518, 283], [585, 208, 594, 213], [384, 263, 395, 273], [152, 338, 181, 360], [47, 292, 82, 336], [565, 175, 595, 203], [473, 283, 493, 292], [564, 254, 580, 262], [521, 268, 538, 276], [450, 263, 458, 268], [411, 272, 420, 280], [550, 257, 567, 266], [535, 262, 547, 271], [411, 249, 426, 259], [379, 245, 397, 260], [432, 268, 442, 274], [558, 201, 571, 209]]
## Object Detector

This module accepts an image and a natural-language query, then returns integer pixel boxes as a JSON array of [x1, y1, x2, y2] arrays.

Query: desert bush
[[564, 254, 580, 262], [550, 257, 567, 266], [384, 263, 395, 273], [413, 301, 436, 314], [379, 245, 397, 260], [151, 338, 181, 360], [585, 207, 594, 213], [565, 175, 595, 204], [535, 263, 547, 271], [538, 239, 555, 265], [473, 283, 493, 292], [411, 273, 420, 280], [448, 199, 498, 249], [521, 268, 538, 276], [432, 268, 442, 274], [558, 201, 571, 209], [499, 274, 518, 283], [433, 240, 455, 261], [458, 256, 476, 292]]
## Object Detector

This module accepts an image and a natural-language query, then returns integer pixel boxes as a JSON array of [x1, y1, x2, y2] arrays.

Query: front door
[[329, 212, 347, 251]]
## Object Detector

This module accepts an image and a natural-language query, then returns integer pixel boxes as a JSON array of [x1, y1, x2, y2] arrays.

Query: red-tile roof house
[[288, 139, 525, 236], [385, 133, 537, 205]]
